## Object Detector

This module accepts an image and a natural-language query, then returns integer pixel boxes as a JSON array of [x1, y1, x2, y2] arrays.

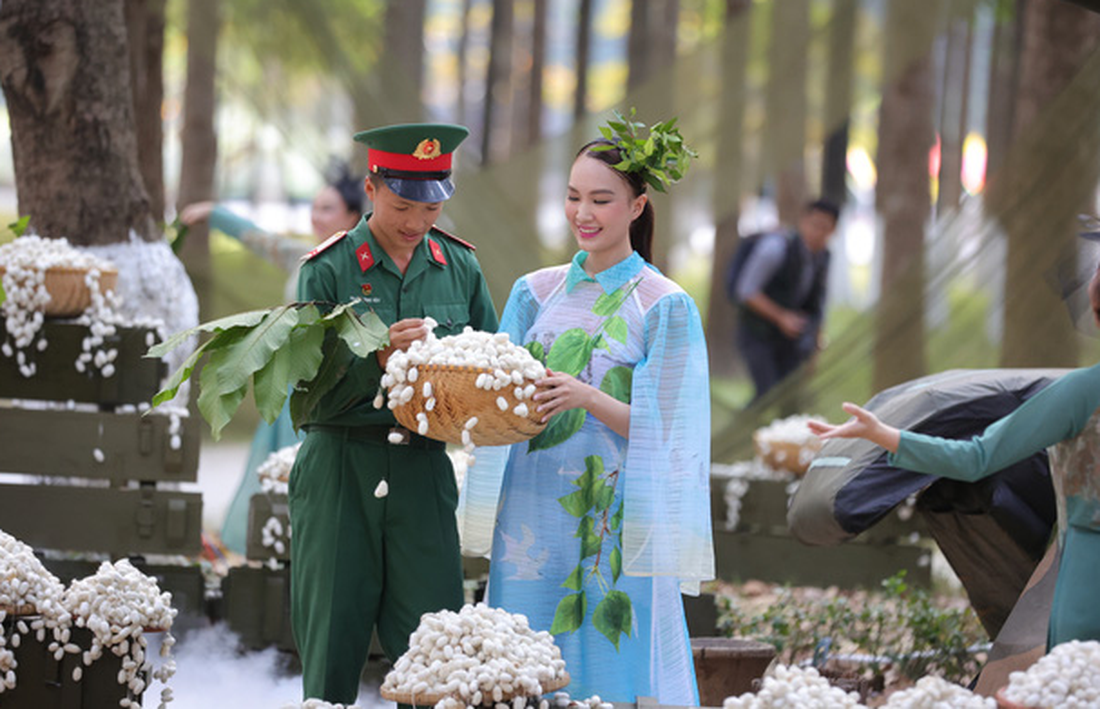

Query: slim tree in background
[[175, 0, 220, 318], [126, 0, 167, 222], [821, 0, 857, 208], [764, 0, 809, 225], [573, 0, 593, 119], [872, 1, 938, 392], [707, 0, 754, 377], [481, 0, 514, 164], [994, 0, 1100, 368]]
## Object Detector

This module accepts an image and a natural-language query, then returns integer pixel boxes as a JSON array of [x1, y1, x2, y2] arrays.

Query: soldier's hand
[[777, 310, 808, 339], [377, 318, 432, 368]]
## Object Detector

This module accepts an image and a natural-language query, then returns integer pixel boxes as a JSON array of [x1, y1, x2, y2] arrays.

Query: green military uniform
[[289, 124, 498, 703]]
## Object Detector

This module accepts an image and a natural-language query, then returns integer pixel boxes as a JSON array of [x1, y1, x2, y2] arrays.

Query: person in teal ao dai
[[461, 124, 714, 704], [808, 255, 1100, 649]]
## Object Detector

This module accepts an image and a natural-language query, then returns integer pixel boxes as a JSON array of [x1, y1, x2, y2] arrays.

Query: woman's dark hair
[[326, 160, 365, 216], [575, 139, 655, 262]]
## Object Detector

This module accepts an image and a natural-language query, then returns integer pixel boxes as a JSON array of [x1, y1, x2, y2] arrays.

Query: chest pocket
[[423, 302, 471, 336]]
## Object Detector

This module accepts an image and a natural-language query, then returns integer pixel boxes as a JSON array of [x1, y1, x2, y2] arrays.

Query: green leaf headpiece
[[591, 108, 697, 193]]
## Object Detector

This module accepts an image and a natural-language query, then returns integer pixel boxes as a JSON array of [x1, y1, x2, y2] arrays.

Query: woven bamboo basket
[[380, 672, 570, 706], [391, 364, 547, 446], [0, 265, 118, 317], [752, 434, 821, 476]]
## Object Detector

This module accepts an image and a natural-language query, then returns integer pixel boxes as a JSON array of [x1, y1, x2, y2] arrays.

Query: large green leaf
[[327, 303, 388, 357], [546, 328, 595, 376], [197, 358, 249, 440], [146, 307, 274, 359], [592, 288, 629, 317], [288, 337, 355, 430], [549, 592, 586, 635], [205, 307, 302, 393], [527, 407, 585, 452], [610, 501, 624, 531], [599, 366, 633, 404], [592, 590, 633, 650], [150, 338, 217, 407], [594, 483, 615, 513], [253, 323, 326, 423]]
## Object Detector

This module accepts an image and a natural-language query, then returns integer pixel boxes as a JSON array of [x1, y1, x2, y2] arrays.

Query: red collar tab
[[302, 230, 348, 261], [428, 238, 447, 266], [368, 146, 453, 175], [356, 241, 375, 272]]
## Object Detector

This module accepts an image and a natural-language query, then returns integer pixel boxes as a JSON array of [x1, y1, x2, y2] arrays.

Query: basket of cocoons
[[995, 639, 1100, 708], [0, 235, 118, 318], [379, 318, 548, 447], [379, 602, 569, 708], [752, 415, 825, 476]]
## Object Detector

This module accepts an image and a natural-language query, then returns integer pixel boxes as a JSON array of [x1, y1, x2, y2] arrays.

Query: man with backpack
[[728, 199, 840, 403]]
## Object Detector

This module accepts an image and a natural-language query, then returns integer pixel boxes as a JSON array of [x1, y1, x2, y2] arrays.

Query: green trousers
[[288, 427, 464, 704]]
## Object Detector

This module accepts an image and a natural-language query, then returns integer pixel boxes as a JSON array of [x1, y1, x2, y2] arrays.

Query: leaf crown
[[591, 108, 697, 194]]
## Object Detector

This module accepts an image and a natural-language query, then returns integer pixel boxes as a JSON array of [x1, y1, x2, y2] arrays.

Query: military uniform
[[288, 124, 498, 703]]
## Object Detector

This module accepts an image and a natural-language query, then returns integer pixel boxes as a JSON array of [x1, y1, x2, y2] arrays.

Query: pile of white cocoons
[[0, 529, 177, 706], [722, 665, 863, 708], [381, 603, 566, 709], [880, 675, 994, 708], [1000, 639, 1100, 707]]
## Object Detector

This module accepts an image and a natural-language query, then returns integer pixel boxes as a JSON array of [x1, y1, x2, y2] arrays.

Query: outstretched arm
[[807, 402, 900, 453]]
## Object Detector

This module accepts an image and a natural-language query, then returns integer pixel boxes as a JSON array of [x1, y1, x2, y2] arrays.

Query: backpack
[[725, 231, 796, 301]]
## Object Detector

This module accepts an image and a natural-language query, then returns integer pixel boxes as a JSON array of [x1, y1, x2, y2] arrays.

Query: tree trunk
[[872, 1, 938, 393], [764, 0, 809, 225], [125, 0, 165, 223], [379, 0, 426, 124], [984, 0, 1024, 178], [707, 0, 753, 378], [936, 12, 974, 213], [481, 0, 514, 165], [574, 0, 593, 119], [0, 0, 155, 245], [175, 0, 220, 319], [995, 0, 1100, 367], [523, 0, 547, 148], [820, 0, 857, 208], [456, 0, 473, 126]]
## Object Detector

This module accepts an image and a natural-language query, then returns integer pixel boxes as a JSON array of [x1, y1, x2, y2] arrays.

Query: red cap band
[[368, 148, 453, 174]]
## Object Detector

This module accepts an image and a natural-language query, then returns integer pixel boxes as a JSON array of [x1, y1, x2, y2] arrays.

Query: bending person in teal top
[[809, 261, 1100, 648], [179, 171, 363, 555]]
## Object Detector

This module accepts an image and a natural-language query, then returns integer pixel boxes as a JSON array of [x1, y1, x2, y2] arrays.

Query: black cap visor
[[382, 176, 455, 203]]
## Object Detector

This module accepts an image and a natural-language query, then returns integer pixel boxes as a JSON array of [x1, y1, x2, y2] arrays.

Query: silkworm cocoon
[[374, 480, 389, 498], [513, 404, 528, 417], [388, 431, 404, 444], [373, 392, 385, 409], [418, 420, 429, 436], [425, 397, 436, 412], [465, 417, 478, 430], [496, 397, 509, 411]]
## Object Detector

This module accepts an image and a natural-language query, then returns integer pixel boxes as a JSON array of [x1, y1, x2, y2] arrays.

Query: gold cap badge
[[413, 138, 441, 160]]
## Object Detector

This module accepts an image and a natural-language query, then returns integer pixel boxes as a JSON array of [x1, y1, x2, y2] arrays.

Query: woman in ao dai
[[464, 136, 714, 704]]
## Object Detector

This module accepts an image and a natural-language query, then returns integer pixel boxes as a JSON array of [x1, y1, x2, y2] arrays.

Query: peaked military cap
[[354, 123, 469, 203]]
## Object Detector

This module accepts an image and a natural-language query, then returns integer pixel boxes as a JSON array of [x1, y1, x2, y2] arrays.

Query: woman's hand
[[806, 402, 901, 453], [376, 318, 432, 369], [179, 201, 215, 226], [532, 370, 594, 422]]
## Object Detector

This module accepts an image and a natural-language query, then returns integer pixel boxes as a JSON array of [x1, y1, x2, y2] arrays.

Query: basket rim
[[0, 264, 119, 275], [380, 671, 569, 705]]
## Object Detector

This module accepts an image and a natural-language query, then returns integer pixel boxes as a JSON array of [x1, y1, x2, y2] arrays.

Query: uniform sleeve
[[296, 255, 336, 305], [466, 255, 500, 333], [457, 276, 537, 557], [890, 363, 1100, 481], [209, 205, 310, 273], [735, 233, 788, 302], [621, 291, 715, 593]]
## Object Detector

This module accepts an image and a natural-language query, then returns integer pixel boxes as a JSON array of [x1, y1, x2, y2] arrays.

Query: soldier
[[289, 123, 499, 704]]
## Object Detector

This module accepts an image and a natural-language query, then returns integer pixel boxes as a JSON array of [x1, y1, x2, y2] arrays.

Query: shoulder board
[[431, 226, 476, 251], [302, 230, 348, 261]]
